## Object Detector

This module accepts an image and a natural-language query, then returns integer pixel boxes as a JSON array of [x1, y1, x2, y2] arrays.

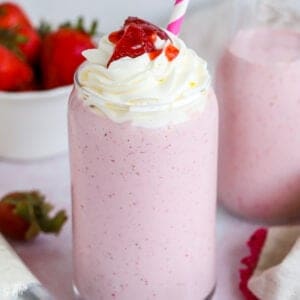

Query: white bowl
[[0, 85, 72, 161]]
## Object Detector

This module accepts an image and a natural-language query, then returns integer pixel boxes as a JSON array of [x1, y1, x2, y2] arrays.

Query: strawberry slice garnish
[[124, 17, 169, 41], [107, 17, 177, 67], [108, 24, 152, 66], [0, 191, 67, 241]]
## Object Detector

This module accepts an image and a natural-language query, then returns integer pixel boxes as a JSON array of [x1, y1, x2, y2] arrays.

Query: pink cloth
[[0, 154, 256, 299]]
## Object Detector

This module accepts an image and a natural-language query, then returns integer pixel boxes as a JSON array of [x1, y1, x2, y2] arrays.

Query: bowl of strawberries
[[0, 2, 97, 160]]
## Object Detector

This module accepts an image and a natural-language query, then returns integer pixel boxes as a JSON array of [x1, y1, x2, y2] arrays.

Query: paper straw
[[167, 0, 190, 35]]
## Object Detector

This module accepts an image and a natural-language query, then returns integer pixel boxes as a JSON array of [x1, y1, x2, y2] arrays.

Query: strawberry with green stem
[[0, 42, 34, 91], [0, 2, 42, 64], [0, 191, 67, 241], [40, 17, 97, 89], [0, 2, 31, 29]]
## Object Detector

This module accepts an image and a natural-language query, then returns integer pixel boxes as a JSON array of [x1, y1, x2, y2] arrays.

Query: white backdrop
[[11, 0, 201, 33]]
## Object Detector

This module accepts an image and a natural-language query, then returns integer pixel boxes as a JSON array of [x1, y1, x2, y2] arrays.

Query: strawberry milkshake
[[69, 18, 218, 299], [217, 28, 300, 222]]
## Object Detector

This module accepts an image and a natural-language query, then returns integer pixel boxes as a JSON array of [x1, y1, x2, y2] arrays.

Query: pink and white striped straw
[[167, 0, 190, 36]]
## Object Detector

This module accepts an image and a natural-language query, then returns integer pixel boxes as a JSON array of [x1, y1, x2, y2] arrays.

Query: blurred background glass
[[215, 0, 300, 222]]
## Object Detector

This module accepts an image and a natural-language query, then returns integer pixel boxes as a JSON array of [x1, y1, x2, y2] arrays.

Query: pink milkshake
[[69, 18, 218, 299], [217, 28, 300, 222]]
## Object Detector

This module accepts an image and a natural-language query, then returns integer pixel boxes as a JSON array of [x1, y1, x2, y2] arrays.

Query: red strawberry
[[0, 2, 42, 64], [40, 18, 97, 89], [0, 45, 34, 91], [17, 24, 41, 64], [0, 2, 31, 29], [0, 191, 67, 241], [0, 201, 29, 240]]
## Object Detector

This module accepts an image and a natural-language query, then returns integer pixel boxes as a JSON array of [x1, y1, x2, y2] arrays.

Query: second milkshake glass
[[216, 0, 300, 222], [69, 18, 218, 300]]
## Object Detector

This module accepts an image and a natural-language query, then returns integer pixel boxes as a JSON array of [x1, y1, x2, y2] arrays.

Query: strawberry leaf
[[38, 20, 52, 38], [59, 17, 98, 36], [39, 210, 68, 233], [25, 220, 40, 240], [0, 27, 27, 59], [1, 191, 67, 240]]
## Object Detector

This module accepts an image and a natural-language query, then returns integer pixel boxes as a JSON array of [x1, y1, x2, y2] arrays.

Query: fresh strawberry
[[0, 201, 29, 240], [0, 2, 31, 29], [17, 24, 41, 64], [0, 191, 67, 241], [0, 2, 42, 64], [40, 18, 97, 89], [0, 45, 34, 91]]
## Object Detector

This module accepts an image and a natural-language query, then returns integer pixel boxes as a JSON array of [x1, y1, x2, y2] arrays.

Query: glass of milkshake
[[69, 17, 218, 299], [216, 0, 300, 222]]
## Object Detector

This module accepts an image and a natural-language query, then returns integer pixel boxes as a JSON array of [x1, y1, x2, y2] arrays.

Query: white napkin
[[0, 234, 39, 300], [248, 226, 300, 300]]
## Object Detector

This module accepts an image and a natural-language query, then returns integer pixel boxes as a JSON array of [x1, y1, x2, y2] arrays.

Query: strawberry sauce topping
[[165, 44, 180, 62], [107, 17, 179, 67]]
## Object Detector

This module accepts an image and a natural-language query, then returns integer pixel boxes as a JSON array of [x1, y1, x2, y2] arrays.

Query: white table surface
[[0, 154, 259, 300]]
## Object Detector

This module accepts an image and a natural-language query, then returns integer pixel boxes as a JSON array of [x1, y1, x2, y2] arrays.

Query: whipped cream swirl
[[78, 31, 211, 128]]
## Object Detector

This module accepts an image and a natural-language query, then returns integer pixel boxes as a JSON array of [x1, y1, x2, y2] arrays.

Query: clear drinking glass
[[216, 0, 300, 222], [69, 73, 218, 299]]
